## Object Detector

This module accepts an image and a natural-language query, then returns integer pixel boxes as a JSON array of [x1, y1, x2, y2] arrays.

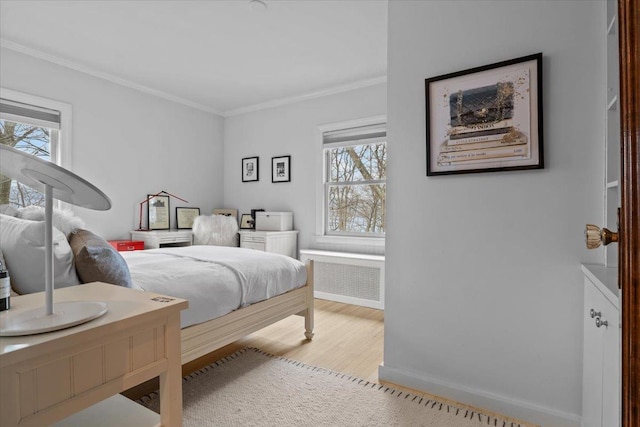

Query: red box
[[108, 240, 145, 252]]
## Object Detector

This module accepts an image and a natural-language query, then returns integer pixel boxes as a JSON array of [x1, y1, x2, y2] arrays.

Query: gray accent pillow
[[69, 229, 132, 288]]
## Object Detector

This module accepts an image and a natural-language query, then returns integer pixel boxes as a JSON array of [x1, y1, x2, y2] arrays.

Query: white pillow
[[0, 214, 80, 295]]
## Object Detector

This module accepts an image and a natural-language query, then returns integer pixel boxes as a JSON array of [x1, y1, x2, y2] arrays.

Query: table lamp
[[0, 144, 112, 336]]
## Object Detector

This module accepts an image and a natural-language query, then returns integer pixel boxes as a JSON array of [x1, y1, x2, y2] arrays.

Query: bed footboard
[[180, 260, 314, 365]]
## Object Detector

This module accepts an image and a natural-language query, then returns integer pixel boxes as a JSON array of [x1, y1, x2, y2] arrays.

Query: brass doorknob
[[585, 224, 619, 249]]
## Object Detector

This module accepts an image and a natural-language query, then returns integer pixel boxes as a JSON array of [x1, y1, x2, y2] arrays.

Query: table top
[[0, 282, 187, 362]]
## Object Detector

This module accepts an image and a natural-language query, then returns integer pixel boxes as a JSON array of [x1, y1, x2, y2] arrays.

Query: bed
[[0, 215, 314, 366], [120, 245, 314, 364]]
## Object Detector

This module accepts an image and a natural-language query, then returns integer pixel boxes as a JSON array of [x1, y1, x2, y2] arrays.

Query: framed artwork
[[272, 155, 291, 183], [213, 208, 238, 222], [425, 53, 543, 176], [240, 214, 254, 229], [176, 207, 200, 229], [242, 156, 259, 182], [147, 194, 170, 230]]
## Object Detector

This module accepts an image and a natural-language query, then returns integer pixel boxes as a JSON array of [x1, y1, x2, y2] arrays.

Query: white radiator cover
[[299, 250, 385, 310]]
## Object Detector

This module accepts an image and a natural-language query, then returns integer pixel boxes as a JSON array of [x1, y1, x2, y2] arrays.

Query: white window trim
[[314, 115, 386, 251], [1, 88, 73, 209], [0, 88, 72, 170]]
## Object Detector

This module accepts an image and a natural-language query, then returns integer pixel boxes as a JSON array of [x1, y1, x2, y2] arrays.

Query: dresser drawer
[[242, 241, 265, 251], [241, 235, 265, 244], [108, 240, 145, 252]]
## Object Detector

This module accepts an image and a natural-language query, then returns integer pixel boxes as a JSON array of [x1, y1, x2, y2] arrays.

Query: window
[[322, 121, 386, 238], [0, 91, 70, 208]]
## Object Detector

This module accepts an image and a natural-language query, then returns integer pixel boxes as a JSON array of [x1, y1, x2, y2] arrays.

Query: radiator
[[299, 250, 385, 310]]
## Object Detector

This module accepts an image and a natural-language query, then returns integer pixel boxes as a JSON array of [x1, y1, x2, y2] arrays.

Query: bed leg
[[304, 260, 315, 340]]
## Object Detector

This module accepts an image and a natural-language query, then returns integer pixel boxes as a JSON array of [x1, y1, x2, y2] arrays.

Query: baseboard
[[378, 364, 581, 427]]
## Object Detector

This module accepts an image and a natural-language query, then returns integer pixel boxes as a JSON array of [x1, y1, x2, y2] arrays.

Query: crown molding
[[1, 38, 387, 119], [0, 38, 224, 116], [223, 76, 387, 117]]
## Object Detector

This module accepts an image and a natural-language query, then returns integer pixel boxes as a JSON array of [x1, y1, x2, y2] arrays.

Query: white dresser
[[581, 264, 620, 427], [239, 230, 298, 258], [130, 229, 193, 249]]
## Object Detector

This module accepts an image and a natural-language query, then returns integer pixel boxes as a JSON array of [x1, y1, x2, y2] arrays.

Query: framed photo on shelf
[[176, 207, 200, 229], [272, 155, 291, 183], [147, 194, 170, 230], [242, 156, 259, 182], [240, 214, 254, 229], [425, 53, 543, 176]]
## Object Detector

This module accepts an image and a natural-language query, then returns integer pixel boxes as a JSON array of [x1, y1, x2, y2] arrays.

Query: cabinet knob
[[590, 308, 602, 318], [585, 224, 619, 249], [595, 317, 608, 328]]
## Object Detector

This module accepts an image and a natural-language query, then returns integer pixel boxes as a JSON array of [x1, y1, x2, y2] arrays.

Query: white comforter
[[120, 246, 307, 328]]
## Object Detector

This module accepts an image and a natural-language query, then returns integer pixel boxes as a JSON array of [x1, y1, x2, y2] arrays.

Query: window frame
[[315, 115, 386, 250], [1, 88, 73, 207]]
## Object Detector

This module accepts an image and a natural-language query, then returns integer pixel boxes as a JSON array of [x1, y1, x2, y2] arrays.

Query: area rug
[[137, 348, 529, 427]]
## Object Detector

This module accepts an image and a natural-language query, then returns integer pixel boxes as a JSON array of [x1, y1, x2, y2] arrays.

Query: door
[[618, 1, 639, 426]]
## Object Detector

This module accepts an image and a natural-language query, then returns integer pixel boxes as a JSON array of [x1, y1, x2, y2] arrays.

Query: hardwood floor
[[127, 298, 536, 426], [183, 298, 385, 382], [124, 299, 384, 400]]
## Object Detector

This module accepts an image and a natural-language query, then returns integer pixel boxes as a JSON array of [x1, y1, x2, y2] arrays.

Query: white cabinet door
[[600, 294, 620, 427], [582, 276, 620, 427], [583, 281, 605, 427]]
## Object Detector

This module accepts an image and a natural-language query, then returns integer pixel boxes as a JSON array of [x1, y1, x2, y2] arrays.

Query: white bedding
[[120, 246, 307, 328]]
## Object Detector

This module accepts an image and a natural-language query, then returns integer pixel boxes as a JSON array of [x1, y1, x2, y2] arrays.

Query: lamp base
[[0, 301, 108, 336]]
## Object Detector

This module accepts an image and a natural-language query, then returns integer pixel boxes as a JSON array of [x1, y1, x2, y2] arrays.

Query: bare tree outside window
[[0, 119, 51, 207], [326, 141, 386, 235]]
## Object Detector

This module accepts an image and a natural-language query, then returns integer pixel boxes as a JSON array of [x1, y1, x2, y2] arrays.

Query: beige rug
[[138, 348, 527, 427]]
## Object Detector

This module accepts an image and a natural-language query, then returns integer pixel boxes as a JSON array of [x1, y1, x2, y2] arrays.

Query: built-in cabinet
[[582, 265, 620, 427], [604, 0, 620, 268]]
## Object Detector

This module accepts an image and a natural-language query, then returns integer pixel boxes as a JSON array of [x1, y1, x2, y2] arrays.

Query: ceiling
[[0, 0, 388, 116]]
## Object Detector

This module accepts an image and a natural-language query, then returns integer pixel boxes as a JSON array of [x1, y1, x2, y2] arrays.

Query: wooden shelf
[[53, 395, 159, 427]]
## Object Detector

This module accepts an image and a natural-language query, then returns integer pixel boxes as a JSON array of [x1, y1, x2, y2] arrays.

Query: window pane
[[327, 183, 385, 234], [329, 142, 386, 182], [0, 119, 51, 208]]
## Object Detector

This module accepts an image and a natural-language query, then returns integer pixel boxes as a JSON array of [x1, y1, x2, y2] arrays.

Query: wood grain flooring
[[183, 298, 384, 383], [126, 298, 536, 426]]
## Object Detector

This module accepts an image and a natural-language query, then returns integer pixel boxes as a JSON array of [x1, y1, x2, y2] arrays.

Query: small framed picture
[[176, 207, 200, 229], [425, 53, 543, 176], [272, 155, 291, 183], [242, 156, 259, 182], [240, 213, 254, 229], [148, 194, 170, 230]]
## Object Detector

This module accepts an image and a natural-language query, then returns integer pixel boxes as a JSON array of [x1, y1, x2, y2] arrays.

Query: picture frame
[[425, 53, 543, 176], [213, 208, 238, 223], [147, 194, 170, 230], [240, 213, 254, 229], [272, 155, 291, 183], [176, 207, 200, 229], [242, 156, 259, 182]]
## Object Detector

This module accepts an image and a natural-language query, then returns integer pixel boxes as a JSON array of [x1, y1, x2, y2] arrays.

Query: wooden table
[[0, 282, 187, 427]]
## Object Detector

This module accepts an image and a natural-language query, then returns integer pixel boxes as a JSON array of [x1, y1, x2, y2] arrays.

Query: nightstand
[[239, 230, 298, 258], [130, 229, 193, 249], [0, 282, 187, 427]]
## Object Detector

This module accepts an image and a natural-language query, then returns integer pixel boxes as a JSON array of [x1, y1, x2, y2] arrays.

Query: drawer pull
[[590, 308, 601, 318], [595, 317, 608, 328]]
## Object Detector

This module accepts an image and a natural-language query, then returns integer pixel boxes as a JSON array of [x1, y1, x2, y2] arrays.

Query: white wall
[[381, 2, 604, 426], [0, 47, 225, 239], [223, 84, 387, 254]]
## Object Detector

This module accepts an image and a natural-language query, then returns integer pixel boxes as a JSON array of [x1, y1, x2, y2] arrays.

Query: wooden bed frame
[[180, 260, 314, 364]]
